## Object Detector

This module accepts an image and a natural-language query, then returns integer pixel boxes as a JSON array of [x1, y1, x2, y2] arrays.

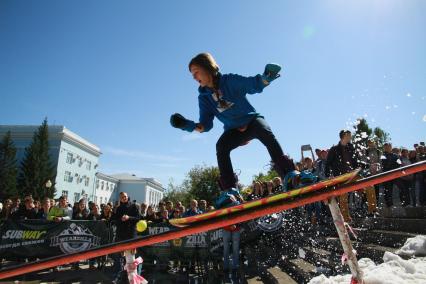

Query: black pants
[[383, 181, 394, 207], [216, 117, 285, 189], [399, 179, 411, 206]]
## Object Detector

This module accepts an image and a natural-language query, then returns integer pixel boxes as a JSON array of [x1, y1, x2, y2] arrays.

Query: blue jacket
[[198, 73, 266, 132]]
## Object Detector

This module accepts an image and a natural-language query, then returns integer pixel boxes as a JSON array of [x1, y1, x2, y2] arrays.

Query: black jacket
[[114, 201, 141, 241], [381, 152, 400, 172], [11, 207, 38, 220], [325, 142, 359, 177]]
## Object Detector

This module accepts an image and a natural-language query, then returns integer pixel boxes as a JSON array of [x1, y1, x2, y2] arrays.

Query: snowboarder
[[171, 52, 295, 207]]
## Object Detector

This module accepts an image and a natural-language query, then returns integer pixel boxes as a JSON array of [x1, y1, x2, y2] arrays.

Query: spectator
[[156, 201, 166, 219], [314, 150, 328, 180], [171, 208, 182, 219], [100, 203, 113, 221], [301, 158, 322, 225], [416, 145, 426, 206], [159, 209, 169, 223], [381, 143, 401, 207], [112, 192, 141, 281], [140, 202, 147, 219], [10, 197, 21, 215], [36, 197, 51, 219], [177, 203, 186, 215], [183, 199, 202, 217], [199, 200, 207, 213], [326, 130, 359, 222], [114, 192, 141, 240], [12, 195, 38, 220], [0, 199, 12, 220], [34, 200, 41, 211], [266, 181, 274, 195], [145, 205, 158, 222], [73, 199, 90, 220], [47, 195, 72, 222], [409, 150, 418, 206], [399, 149, 413, 207], [207, 205, 215, 212], [87, 204, 101, 221], [165, 201, 174, 218], [272, 177, 283, 192], [366, 140, 382, 202]]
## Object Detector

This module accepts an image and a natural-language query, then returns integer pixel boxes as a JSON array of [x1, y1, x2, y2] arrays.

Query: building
[[94, 172, 119, 205], [0, 125, 101, 203], [0, 125, 166, 205], [105, 173, 165, 205]]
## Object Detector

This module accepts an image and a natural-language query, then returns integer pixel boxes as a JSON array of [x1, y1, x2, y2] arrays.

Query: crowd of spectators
[[0, 131, 424, 280]]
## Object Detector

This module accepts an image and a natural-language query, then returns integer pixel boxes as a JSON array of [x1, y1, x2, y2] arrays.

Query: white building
[[106, 173, 165, 206], [94, 172, 119, 205], [0, 125, 166, 205], [0, 125, 101, 203]]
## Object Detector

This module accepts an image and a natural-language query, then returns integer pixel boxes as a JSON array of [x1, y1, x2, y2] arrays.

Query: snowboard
[[169, 169, 361, 227]]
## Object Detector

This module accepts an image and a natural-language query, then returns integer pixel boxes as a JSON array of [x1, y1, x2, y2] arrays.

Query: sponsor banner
[[0, 213, 286, 261], [0, 220, 110, 259]]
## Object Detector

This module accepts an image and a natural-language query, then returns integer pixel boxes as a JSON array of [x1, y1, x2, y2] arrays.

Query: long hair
[[189, 52, 220, 88]]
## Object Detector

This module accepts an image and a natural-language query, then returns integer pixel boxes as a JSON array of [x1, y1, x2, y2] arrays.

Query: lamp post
[[45, 180, 52, 198]]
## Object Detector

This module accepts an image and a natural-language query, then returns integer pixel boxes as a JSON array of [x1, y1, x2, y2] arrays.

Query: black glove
[[170, 113, 196, 132]]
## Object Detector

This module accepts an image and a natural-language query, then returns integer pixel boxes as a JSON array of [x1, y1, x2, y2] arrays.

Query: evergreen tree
[[372, 127, 391, 151], [18, 118, 56, 199], [352, 118, 373, 155], [0, 131, 18, 199]]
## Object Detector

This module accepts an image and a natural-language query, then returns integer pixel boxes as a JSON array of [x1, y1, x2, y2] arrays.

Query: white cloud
[[103, 146, 186, 163], [182, 132, 203, 142]]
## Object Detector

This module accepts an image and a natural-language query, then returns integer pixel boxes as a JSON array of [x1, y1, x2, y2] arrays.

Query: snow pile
[[308, 252, 426, 284], [396, 235, 426, 256]]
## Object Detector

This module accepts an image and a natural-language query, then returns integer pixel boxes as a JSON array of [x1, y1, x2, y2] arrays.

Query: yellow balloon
[[136, 220, 147, 232]]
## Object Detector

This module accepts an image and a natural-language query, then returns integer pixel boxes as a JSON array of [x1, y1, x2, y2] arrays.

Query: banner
[[0, 220, 110, 259], [0, 213, 286, 261]]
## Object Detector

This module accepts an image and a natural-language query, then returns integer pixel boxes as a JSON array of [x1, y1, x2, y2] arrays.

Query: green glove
[[261, 63, 281, 84]]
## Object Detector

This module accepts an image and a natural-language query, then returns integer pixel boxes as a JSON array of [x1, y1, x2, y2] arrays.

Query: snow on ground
[[308, 236, 426, 284], [396, 235, 426, 256]]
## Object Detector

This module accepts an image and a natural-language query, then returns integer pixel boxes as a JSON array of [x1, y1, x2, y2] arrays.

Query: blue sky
[[1, 0, 425, 187]]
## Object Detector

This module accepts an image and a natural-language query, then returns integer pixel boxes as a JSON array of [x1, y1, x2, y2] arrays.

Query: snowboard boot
[[216, 188, 241, 209]]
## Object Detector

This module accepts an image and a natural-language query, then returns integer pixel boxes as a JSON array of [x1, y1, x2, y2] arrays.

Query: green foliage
[[164, 165, 221, 206], [163, 179, 194, 206], [352, 118, 372, 153], [0, 131, 18, 199], [372, 127, 391, 150], [352, 118, 391, 152], [17, 118, 56, 199], [186, 165, 221, 205], [252, 169, 279, 183]]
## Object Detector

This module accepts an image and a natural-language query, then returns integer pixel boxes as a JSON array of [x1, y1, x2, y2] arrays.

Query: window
[[64, 171, 71, 182], [101, 181, 104, 190], [62, 190, 68, 197], [86, 161, 91, 170], [85, 177, 90, 187], [96, 180, 99, 189], [66, 153, 73, 164], [74, 192, 80, 203]]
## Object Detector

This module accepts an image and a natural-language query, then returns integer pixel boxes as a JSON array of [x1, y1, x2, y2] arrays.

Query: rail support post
[[328, 197, 364, 284]]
